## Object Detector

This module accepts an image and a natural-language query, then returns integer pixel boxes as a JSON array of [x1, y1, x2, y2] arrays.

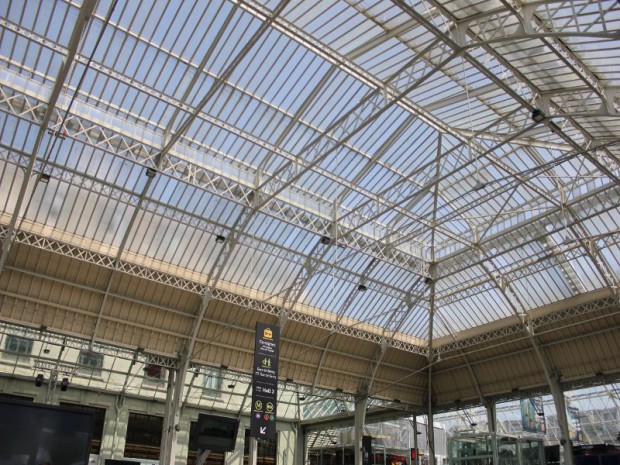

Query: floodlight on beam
[[38, 173, 51, 184], [531, 108, 545, 123], [215, 234, 226, 244]]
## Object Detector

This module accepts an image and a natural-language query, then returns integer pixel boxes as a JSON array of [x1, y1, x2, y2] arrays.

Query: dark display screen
[[0, 399, 94, 465], [190, 414, 239, 452]]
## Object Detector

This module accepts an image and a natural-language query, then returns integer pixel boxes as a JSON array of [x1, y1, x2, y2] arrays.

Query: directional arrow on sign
[[260, 427, 266, 435]]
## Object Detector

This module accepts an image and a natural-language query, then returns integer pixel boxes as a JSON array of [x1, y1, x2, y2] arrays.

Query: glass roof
[[0, 0, 619, 343]]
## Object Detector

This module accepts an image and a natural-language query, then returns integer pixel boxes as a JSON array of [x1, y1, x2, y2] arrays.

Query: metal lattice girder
[[385, 130, 538, 250], [0, 5, 467, 271], [348, 108, 539, 255], [0, 320, 179, 368], [210, 286, 428, 355], [33, 359, 77, 376], [405, 139, 619, 254], [0, 0, 98, 274], [243, 0, 616, 232], [438, 242, 613, 308], [0, 10, 441, 221], [0, 224, 429, 356], [0, 142, 419, 305], [437, 246, 593, 307], [392, 0, 620, 181], [310, 256, 386, 390], [6, 10, 612, 280], [439, 181, 620, 279], [0, 75, 431, 277], [457, 1, 618, 116], [359, 276, 429, 396], [434, 294, 617, 355]]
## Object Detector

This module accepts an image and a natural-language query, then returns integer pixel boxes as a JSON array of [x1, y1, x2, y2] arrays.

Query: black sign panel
[[250, 322, 280, 440]]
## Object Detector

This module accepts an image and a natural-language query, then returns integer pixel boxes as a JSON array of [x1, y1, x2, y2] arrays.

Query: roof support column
[[293, 422, 305, 465], [160, 349, 189, 465], [426, 264, 436, 465], [549, 376, 575, 465], [99, 395, 128, 462], [354, 395, 368, 465], [486, 401, 496, 433], [426, 386, 435, 465], [412, 417, 420, 465], [248, 437, 258, 465]]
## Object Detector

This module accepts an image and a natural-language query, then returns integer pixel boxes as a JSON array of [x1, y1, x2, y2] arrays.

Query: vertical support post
[[427, 396, 435, 465], [413, 416, 420, 465], [99, 396, 129, 464], [45, 369, 58, 404], [294, 423, 305, 465], [160, 362, 188, 465], [427, 264, 436, 465], [354, 396, 367, 465], [486, 401, 496, 433], [160, 368, 177, 464], [249, 436, 258, 465], [549, 377, 574, 465]]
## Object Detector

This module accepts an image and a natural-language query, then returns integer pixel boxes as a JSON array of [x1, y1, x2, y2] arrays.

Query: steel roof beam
[[391, 0, 620, 182], [0, 0, 98, 273], [40, 8, 474, 254], [2, 73, 438, 269], [385, 0, 620, 293], [0, 82, 431, 278]]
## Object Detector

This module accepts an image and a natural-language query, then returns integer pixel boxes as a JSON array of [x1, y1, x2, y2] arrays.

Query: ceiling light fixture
[[39, 173, 51, 184], [215, 234, 226, 244], [357, 283, 367, 292], [531, 109, 545, 123]]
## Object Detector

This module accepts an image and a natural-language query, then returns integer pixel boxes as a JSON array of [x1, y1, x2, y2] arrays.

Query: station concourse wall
[[0, 375, 301, 465]]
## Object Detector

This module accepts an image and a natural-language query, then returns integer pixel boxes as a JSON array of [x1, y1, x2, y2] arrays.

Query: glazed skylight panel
[[534, 0, 620, 35], [439, 188, 620, 281], [1, 1, 69, 77]]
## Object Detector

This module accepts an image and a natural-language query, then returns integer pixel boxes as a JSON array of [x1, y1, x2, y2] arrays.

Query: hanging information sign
[[250, 322, 280, 440]]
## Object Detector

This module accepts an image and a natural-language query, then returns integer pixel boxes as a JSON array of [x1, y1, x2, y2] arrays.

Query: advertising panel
[[520, 398, 546, 433]]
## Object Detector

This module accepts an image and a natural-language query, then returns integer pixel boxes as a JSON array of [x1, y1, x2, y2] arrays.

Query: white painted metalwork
[[0, 0, 618, 414]]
